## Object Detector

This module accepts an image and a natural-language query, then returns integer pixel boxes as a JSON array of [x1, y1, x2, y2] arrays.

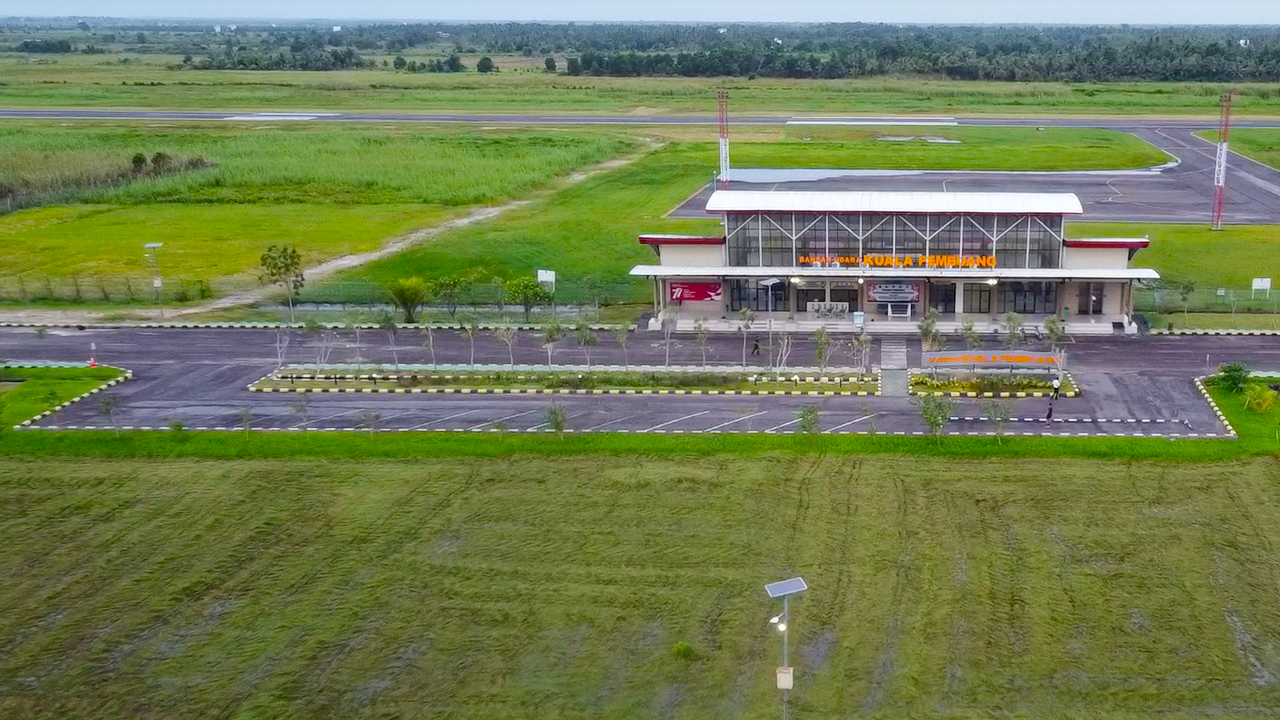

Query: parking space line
[[405, 408, 478, 430], [700, 411, 768, 433], [293, 408, 362, 429], [823, 413, 878, 434], [763, 418, 801, 433], [641, 410, 711, 432], [473, 409, 539, 430], [584, 414, 637, 431]]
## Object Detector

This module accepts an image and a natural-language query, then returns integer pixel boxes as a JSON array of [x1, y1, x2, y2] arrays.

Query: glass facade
[[724, 212, 1065, 269]]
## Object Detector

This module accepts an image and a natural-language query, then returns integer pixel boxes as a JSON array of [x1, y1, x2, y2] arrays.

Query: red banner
[[669, 282, 723, 302]]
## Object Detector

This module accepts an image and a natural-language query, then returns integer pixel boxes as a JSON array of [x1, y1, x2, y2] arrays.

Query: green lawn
[[3, 54, 1280, 117], [0, 204, 454, 295], [1149, 313, 1280, 331], [2, 453, 1280, 719], [1199, 129, 1280, 170], [0, 366, 122, 427], [312, 146, 722, 303], [770, 125, 1169, 170], [1071, 222, 1280, 289]]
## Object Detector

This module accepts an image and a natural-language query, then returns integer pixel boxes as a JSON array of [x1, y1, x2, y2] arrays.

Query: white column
[[956, 281, 965, 317]]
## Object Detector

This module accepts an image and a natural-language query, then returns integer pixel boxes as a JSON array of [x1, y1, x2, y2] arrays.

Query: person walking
[[1044, 399, 1055, 423], [750, 338, 761, 357], [1051, 377, 1061, 400]]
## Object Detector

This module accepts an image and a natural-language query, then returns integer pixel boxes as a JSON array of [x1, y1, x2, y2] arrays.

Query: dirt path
[[0, 142, 660, 326]]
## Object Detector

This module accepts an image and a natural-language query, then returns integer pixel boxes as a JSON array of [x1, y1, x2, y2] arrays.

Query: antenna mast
[[717, 88, 730, 189], [1211, 90, 1234, 230]]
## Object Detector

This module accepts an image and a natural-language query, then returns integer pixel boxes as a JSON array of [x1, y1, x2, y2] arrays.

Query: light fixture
[[770, 615, 782, 624], [986, 278, 998, 286], [776, 623, 787, 632], [790, 276, 801, 284], [857, 277, 865, 285]]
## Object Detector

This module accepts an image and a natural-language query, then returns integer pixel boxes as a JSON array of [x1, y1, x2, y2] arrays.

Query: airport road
[[3, 327, 1276, 436]]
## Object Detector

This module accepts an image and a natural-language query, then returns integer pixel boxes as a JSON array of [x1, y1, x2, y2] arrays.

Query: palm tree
[[386, 277, 428, 324]]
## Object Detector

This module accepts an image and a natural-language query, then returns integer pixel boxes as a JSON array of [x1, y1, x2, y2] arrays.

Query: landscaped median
[[248, 365, 882, 396], [908, 369, 1079, 398], [1, 363, 131, 430]]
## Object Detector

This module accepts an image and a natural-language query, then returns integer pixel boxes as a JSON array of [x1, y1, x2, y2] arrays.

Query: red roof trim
[[638, 235, 725, 246], [1064, 239, 1150, 249]]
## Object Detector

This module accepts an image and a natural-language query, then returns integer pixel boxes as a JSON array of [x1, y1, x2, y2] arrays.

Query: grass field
[[1071, 222, 1280, 289], [1149, 313, 1280, 330], [0, 204, 454, 294], [3, 53, 1280, 116], [0, 366, 122, 427], [2, 453, 1280, 719], [0, 122, 632, 205], [1199, 129, 1280, 170]]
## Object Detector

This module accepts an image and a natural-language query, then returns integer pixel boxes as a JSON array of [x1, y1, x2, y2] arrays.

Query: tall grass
[[0, 124, 632, 205]]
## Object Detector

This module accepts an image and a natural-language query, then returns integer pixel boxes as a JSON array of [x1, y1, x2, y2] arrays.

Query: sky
[[11, 0, 1280, 25]]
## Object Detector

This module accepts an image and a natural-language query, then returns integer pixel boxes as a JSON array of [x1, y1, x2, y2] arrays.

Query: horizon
[[5, 0, 1279, 25]]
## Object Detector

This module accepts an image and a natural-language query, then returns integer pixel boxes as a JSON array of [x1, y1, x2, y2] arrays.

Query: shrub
[[672, 641, 695, 661], [1216, 362, 1251, 394], [1244, 384, 1277, 413]]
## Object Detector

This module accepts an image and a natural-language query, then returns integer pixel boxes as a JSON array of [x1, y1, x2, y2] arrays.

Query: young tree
[[1177, 280, 1196, 319], [1044, 315, 1067, 350], [1002, 312, 1024, 349], [545, 402, 568, 437], [378, 313, 400, 369], [544, 56, 557, 72], [738, 308, 756, 369], [423, 326, 437, 368], [984, 398, 1012, 445], [575, 322, 598, 369], [913, 394, 958, 446], [42, 389, 61, 428], [853, 331, 871, 375], [259, 245, 305, 322], [97, 394, 121, 434], [495, 326, 518, 369], [694, 318, 709, 368], [429, 275, 468, 320], [580, 275, 605, 320], [273, 328, 291, 369], [774, 334, 794, 370], [797, 406, 821, 434], [814, 327, 832, 373], [291, 395, 310, 428], [508, 276, 552, 322], [477, 56, 495, 73], [463, 321, 480, 369], [961, 317, 982, 350], [238, 407, 254, 433], [542, 322, 564, 366], [661, 310, 677, 367], [386, 277, 428, 324], [614, 326, 631, 369], [919, 307, 942, 352], [393, 55, 407, 70]]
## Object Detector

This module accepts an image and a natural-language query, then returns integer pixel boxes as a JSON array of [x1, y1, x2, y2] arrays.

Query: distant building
[[332, 25, 342, 32]]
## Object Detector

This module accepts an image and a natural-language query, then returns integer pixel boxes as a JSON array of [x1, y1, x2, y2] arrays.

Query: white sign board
[[1253, 278, 1272, 297], [776, 666, 794, 690], [867, 281, 920, 303], [536, 269, 556, 284]]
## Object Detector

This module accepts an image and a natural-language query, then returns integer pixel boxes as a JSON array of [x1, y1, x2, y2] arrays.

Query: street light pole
[[765, 576, 807, 720]]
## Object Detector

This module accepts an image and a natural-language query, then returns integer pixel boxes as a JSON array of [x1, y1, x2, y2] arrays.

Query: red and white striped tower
[[716, 88, 730, 189], [1211, 90, 1234, 230]]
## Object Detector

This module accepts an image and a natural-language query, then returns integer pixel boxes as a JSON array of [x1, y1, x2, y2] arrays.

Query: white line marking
[[584, 414, 637, 431], [763, 418, 801, 432], [700, 411, 768, 433], [405, 408, 478, 430], [294, 407, 361, 429], [641, 410, 711, 432], [823, 413, 878, 434], [472, 409, 538, 429]]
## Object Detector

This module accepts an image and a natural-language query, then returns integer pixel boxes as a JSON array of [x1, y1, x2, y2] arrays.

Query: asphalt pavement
[[4, 327, 1275, 437]]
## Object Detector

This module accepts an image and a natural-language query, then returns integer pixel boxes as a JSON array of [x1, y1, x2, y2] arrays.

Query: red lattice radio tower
[[1211, 91, 1234, 230], [716, 88, 730, 189]]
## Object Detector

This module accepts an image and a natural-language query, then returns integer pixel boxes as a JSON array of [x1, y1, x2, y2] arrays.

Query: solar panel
[[764, 577, 808, 598]]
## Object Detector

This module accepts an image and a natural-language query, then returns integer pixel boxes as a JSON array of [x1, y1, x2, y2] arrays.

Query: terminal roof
[[706, 190, 1084, 216], [629, 265, 1160, 282]]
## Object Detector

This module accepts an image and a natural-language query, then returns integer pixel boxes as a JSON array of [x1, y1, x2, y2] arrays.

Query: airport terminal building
[[631, 190, 1158, 334]]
